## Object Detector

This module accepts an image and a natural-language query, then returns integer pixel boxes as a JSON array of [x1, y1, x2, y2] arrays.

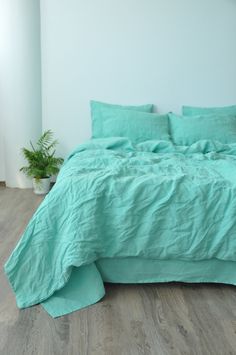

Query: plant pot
[[32, 177, 51, 195]]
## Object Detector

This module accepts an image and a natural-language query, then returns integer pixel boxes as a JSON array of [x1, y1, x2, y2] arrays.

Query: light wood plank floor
[[1, 186, 236, 355]]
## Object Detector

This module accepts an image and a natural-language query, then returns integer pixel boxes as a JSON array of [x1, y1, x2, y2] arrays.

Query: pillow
[[94, 107, 170, 143], [91, 100, 154, 138], [169, 113, 236, 145], [182, 105, 236, 116]]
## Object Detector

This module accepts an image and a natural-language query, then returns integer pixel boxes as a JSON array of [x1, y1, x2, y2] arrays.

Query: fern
[[20, 130, 64, 180]]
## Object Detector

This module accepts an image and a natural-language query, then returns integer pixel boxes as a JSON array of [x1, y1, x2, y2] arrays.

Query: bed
[[4, 102, 236, 317]]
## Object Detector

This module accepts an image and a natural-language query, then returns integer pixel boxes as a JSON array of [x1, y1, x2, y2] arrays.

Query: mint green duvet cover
[[5, 138, 236, 317]]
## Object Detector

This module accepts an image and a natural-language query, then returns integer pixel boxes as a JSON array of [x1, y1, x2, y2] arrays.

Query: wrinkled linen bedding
[[5, 137, 236, 316]]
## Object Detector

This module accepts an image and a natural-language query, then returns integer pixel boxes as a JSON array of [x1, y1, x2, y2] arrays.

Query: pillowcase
[[169, 113, 236, 145], [182, 105, 236, 116], [91, 100, 154, 138], [94, 107, 170, 143]]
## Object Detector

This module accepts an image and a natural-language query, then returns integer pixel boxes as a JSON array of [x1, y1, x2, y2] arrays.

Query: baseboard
[[0, 181, 54, 188]]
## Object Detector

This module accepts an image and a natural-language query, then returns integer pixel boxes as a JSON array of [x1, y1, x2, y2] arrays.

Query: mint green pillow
[[95, 107, 170, 143], [91, 100, 153, 138], [182, 105, 236, 116], [169, 113, 236, 145]]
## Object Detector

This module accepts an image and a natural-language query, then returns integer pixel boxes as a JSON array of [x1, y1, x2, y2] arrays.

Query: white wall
[[0, 0, 42, 187], [0, 0, 235, 186], [0, 1, 7, 181], [0, 127, 5, 181], [40, 0, 236, 158]]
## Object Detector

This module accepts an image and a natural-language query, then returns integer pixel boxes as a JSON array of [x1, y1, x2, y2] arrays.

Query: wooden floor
[[1, 187, 236, 355]]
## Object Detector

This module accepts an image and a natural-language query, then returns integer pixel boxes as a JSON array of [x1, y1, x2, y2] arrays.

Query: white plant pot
[[32, 177, 51, 195]]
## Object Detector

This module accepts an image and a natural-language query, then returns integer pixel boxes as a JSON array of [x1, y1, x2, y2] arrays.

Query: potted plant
[[20, 130, 64, 195]]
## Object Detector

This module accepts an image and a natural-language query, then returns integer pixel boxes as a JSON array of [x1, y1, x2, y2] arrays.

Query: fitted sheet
[[42, 258, 236, 317]]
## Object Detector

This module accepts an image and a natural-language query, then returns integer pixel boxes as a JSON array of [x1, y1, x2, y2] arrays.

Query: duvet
[[4, 137, 236, 317]]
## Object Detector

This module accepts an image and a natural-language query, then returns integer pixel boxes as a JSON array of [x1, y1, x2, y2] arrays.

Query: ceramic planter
[[32, 177, 51, 195]]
